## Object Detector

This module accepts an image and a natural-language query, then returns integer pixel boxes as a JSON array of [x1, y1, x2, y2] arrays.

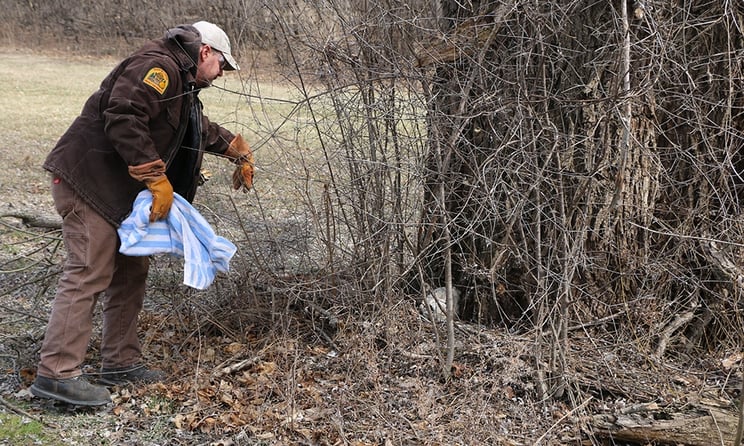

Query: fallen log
[[1, 212, 62, 229], [591, 400, 739, 446]]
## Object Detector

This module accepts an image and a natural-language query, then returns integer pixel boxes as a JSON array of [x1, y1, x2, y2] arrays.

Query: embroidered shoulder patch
[[143, 67, 169, 95]]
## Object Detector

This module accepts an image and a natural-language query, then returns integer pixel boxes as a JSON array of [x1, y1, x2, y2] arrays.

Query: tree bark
[[592, 401, 740, 446]]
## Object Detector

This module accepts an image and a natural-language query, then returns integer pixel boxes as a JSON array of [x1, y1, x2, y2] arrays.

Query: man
[[29, 21, 254, 406]]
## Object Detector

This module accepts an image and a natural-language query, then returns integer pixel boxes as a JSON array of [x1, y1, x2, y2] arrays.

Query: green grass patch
[[0, 412, 61, 446]]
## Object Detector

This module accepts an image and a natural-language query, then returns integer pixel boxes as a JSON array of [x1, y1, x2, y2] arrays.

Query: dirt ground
[[0, 229, 559, 446]]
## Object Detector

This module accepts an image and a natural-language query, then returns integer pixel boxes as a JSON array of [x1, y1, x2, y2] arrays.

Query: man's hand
[[225, 134, 255, 191], [129, 159, 174, 222], [144, 175, 174, 222], [232, 161, 253, 191]]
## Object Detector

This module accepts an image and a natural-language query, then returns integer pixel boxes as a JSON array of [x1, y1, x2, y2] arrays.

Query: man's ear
[[198, 45, 210, 63]]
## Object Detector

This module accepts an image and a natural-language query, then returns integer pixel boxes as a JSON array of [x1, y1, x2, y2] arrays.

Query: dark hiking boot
[[30, 375, 111, 406], [97, 363, 165, 386]]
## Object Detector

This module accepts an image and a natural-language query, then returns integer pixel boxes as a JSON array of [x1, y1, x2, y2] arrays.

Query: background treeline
[[0, 0, 426, 59], [1, 0, 284, 50]]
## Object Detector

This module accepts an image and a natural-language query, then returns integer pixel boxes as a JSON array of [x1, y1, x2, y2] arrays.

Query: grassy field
[[0, 48, 320, 204], [0, 47, 335, 273]]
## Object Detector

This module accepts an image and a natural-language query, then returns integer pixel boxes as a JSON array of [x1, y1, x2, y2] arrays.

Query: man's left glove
[[224, 134, 255, 191], [129, 160, 174, 222]]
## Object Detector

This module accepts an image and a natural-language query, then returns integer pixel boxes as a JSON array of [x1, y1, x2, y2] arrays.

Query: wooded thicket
[[4, 0, 744, 402], [416, 0, 744, 358]]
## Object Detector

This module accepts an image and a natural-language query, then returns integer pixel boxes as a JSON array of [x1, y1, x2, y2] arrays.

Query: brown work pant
[[37, 178, 149, 379]]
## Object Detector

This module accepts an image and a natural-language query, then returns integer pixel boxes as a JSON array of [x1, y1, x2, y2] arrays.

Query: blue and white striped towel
[[117, 190, 237, 290]]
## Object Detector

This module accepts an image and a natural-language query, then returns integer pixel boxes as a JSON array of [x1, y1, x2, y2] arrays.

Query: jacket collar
[[162, 25, 201, 77]]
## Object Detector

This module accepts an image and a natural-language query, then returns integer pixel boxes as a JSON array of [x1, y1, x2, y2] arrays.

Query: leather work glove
[[144, 175, 174, 222], [224, 134, 255, 191], [129, 159, 174, 222]]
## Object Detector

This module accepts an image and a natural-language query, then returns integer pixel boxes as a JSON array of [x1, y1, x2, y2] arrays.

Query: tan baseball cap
[[192, 21, 240, 71]]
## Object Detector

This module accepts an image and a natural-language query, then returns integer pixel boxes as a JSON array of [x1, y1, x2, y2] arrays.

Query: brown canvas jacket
[[43, 25, 235, 226]]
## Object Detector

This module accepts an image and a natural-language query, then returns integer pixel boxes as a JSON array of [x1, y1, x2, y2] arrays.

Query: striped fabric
[[118, 190, 237, 290]]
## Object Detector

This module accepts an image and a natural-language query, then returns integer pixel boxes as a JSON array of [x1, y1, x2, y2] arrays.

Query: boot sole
[[29, 383, 111, 406]]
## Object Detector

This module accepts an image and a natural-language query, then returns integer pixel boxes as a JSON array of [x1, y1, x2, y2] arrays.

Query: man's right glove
[[224, 134, 255, 191], [129, 160, 174, 222], [144, 175, 174, 222]]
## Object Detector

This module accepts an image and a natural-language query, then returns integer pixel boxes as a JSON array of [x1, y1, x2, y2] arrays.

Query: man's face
[[195, 45, 226, 88]]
